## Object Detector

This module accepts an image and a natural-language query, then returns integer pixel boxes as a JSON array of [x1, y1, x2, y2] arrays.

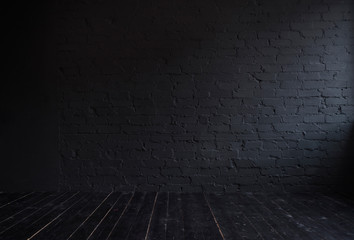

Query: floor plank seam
[[31, 192, 80, 227], [164, 192, 169, 240], [203, 193, 225, 240], [67, 191, 113, 240], [0, 193, 52, 224], [86, 193, 122, 240], [105, 191, 135, 240], [0, 192, 34, 209], [245, 194, 284, 239], [0, 192, 68, 236], [0, 192, 353, 240], [27, 192, 84, 240], [230, 199, 266, 240], [144, 192, 159, 240]]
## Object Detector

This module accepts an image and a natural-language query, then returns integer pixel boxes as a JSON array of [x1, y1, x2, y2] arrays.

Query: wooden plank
[[27, 193, 92, 240], [66, 192, 116, 239], [147, 192, 168, 240], [125, 192, 158, 240], [27, 193, 89, 240], [0, 192, 67, 237], [181, 193, 223, 240], [0, 193, 61, 227], [205, 193, 243, 240], [236, 193, 284, 240], [250, 193, 314, 240], [38, 192, 108, 240], [325, 193, 354, 208], [0, 191, 352, 240], [309, 193, 354, 223], [241, 193, 300, 239], [203, 193, 225, 240], [105, 192, 146, 239], [0, 192, 34, 209], [87, 192, 134, 240], [0, 193, 53, 226], [6, 192, 83, 239], [166, 192, 184, 240], [86, 193, 123, 240], [208, 193, 263, 239], [289, 193, 354, 239], [144, 192, 159, 240], [0, 193, 26, 206], [0, 192, 49, 222], [317, 193, 354, 220], [272, 193, 338, 240]]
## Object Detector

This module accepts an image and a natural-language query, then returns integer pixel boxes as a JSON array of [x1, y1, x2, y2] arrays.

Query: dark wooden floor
[[0, 192, 353, 240]]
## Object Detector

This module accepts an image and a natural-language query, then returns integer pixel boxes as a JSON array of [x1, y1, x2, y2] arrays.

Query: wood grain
[[0, 192, 353, 240]]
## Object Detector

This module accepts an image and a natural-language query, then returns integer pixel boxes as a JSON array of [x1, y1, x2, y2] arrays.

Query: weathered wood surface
[[0, 192, 353, 240]]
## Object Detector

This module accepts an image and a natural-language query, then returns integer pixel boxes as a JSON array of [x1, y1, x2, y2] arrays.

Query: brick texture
[[57, 0, 354, 192]]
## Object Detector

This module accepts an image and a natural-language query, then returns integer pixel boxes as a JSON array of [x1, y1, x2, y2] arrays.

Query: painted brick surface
[[58, 0, 354, 192]]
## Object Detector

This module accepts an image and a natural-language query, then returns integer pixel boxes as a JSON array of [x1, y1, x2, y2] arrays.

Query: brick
[[277, 55, 298, 64], [56, 0, 354, 192], [326, 63, 347, 71], [282, 65, 303, 72], [276, 89, 297, 97], [298, 140, 319, 150], [302, 80, 325, 89], [298, 90, 320, 97], [325, 115, 347, 123], [278, 73, 299, 81], [283, 167, 304, 176], [298, 106, 319, 114], [161, 168, 182, 176], [325, 97, 347, 105], [304, 64, 325, 72], [273, 123, 298, 132], [280, 80, 300, 89], [304, 115, 325, 123], [321, 89, 342, 97]]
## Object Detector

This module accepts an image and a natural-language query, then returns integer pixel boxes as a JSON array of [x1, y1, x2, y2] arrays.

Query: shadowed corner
[[337, 123, 354, 198], [335, 0, 354, 199]]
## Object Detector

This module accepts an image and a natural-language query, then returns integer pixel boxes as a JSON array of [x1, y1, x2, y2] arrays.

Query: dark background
[[1, 0, 353, 194], [1, 2, 59, 191]]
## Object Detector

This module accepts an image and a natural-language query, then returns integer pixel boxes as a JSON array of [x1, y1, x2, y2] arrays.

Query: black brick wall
[[57, 0, 354, 192]]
